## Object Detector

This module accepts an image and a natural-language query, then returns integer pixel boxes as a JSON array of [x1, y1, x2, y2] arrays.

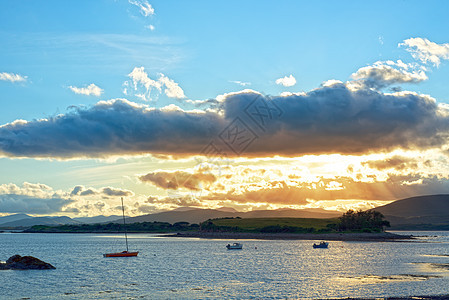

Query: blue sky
[[2, 1, 449, 216]]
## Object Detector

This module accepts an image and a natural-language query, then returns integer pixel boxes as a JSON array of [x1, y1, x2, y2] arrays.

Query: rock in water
[[0, 255, 55, 270]]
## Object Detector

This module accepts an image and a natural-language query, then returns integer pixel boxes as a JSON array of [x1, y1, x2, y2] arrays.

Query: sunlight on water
[[1, 231, 449, 299]]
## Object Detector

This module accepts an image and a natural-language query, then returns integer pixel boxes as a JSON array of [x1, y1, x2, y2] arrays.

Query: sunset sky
[[2, 1, 449, 217]]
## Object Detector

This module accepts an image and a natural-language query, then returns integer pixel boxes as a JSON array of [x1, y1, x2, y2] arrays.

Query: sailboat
[[103, 197, 139, 257]]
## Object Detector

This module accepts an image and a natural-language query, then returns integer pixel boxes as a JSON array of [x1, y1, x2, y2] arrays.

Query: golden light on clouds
[[128, 148, 449, 214]]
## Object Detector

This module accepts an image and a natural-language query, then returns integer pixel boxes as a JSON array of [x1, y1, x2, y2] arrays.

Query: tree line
[[199, 210, 390, 233]]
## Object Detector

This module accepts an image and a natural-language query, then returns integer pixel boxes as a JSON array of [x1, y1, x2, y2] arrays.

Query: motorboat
[[226, 242, 243, 250], [313, 241, 329, 249]]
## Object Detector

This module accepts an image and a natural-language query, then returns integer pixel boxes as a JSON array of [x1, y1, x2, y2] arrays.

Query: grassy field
[[210, 217, 339, 231]]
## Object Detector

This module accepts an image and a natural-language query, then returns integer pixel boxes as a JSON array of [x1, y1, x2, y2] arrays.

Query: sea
[[1, 231, 449, 299]]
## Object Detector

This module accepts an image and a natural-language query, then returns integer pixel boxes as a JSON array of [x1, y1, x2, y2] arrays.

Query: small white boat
[[226, 243, 243, 250]]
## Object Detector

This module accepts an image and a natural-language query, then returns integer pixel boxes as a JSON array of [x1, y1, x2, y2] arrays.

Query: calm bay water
[[1, 231, 449, 299]]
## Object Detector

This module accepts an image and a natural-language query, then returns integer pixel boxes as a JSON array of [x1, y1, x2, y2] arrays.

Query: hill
[[124, 207, 342, 225], [73, 215, 123, 224], [0, 214, 33, 225], [0, 216, 82, 228], [372, 194, 449, 230]]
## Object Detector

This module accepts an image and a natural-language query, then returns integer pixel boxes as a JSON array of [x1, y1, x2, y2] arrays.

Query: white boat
[[226, 243, 243, 250]]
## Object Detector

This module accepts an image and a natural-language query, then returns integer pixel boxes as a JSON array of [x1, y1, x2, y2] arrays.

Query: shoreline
[[161, 231, 414, 241], [2, 230, 415, 241]]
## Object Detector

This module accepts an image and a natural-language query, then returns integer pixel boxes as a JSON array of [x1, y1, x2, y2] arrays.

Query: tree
[[338, 209, 390, 232]]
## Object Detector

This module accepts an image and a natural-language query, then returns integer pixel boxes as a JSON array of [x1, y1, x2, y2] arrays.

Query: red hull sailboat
[[103, 197, 139, 258], [103, 251, 138, 258]]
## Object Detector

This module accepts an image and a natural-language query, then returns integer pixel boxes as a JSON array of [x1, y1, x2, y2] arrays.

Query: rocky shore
[[162, 231, 413, 241], [0, 255, 55, 270]]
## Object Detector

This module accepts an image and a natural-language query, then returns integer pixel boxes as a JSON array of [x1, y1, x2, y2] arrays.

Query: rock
[[0, 255, 55, 270]]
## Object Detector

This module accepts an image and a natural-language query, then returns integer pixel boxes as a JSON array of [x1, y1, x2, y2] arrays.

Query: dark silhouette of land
[[123, 207, 342, 225], [372, 194, 449, 230], [3, 194, 449, 231]]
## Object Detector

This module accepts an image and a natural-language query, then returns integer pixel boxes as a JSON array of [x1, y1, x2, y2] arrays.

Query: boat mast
[[121, 197, 129, 252]]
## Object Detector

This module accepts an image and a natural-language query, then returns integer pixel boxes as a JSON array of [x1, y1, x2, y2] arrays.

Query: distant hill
[[0, 214, 127, 228], [0, 216, 82, 228], [0, 214, 33, 225], [123, 207, 342, 225], [372, 194, 449, 230], [73, 215, 123, 224]]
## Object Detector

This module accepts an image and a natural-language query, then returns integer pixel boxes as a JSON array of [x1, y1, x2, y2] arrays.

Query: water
[[1, 231, 449, 299]]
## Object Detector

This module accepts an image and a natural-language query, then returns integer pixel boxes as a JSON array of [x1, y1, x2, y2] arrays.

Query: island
[[24, 210, 412, 241], [165, 210, 411, 241]]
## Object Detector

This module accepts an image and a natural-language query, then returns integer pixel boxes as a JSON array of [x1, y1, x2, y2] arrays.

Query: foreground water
[[1, 231, 449, 299]]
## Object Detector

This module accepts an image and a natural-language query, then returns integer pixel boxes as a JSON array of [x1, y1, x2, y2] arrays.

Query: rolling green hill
[[201, 217, 340, 233]]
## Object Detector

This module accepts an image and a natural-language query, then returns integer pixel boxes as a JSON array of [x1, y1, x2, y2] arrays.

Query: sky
[[1, 0, 449, 217]]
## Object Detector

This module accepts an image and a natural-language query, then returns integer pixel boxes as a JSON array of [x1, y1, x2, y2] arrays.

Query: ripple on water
[[2, 232, 449, 299], [336, 274, 442, 283]]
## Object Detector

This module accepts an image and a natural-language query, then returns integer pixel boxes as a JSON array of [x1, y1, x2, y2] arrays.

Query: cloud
[[275, 74, 296, 87], [158, 74, 186, 99], [129, 0, 155, 17], [363, 156, 419, 171], [350, 60, 427, 90], [378, 36, 384, 45], [1, 85, 449, 158], [69, 83, 103, 96], [0, 72, 27, 83], [230, 80, 251, 87], [400, 38, 449, 67], [0, 183, 73, 214], [70, 185, 134, 197], [193, 172, 449, 206], [145, 194, 203, 207], [126, 67, 186, 101], [139, 170, 216, 191]]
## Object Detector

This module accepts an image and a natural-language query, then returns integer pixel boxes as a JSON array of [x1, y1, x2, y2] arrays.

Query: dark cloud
[[1, 85, 448, 158], [0, 194, 73, 214], [145, 194, 203, 207], [139, 170, 216, 191], [102, 187, 133, 197], [70, 186, 83, 196], [363, 156, 419, 171], [0, 99, 224, 158], [70, 185, 133, 197]]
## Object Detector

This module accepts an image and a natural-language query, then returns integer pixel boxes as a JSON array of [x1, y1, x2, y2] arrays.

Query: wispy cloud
[[400, 37, 449, 67], [126, 66, 186, 101], [129, 0, 155, 17], [0, 72, 27, 83], [159, 74, 186, 99], [275, 74, 296, 87], [69, 83, 103, 96], [230, 80, 251, 87], [4, 33, 184, 72]]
